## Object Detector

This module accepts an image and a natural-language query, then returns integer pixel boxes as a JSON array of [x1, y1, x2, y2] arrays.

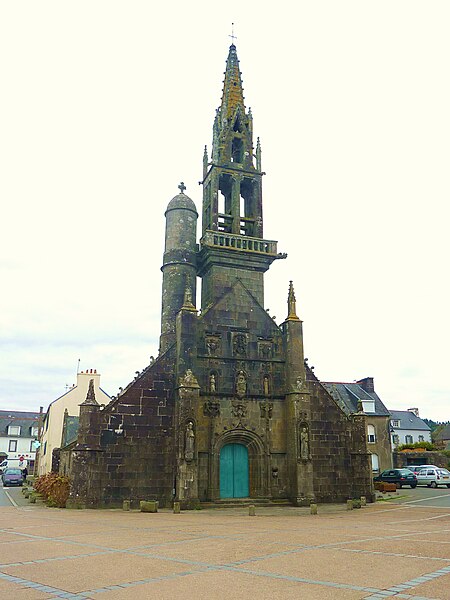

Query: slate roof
[[435, 424, 450, 441], [389, 410, 431, 431], [321, 382, 391, 417], [0, 409, 41, 437]]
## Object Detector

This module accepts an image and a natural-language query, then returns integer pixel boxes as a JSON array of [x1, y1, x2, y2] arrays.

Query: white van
[[0, 458, 27, 474]]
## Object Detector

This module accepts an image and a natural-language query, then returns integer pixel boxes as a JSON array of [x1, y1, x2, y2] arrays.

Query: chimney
[[356, 377, 374, 393], [408, 407, 419, 417]]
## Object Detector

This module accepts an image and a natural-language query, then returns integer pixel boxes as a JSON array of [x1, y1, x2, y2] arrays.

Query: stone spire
[[287, 281, 300, 321], [220, 44, 245, 121], [81, 378, 98, 406]]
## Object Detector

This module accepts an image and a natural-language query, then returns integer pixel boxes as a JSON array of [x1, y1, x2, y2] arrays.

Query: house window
[[367, 425, 376, 443], [418, 435, 424, 442], [392, 434, 399, 445], [371, 453, 379, 472], [30, 440, 36, 452], [391, 420, 400, 427], [405, 435, 413, 444], [8, 425, 21, 436], [9, 440, 17, 452], [31, 427, 39, 437]]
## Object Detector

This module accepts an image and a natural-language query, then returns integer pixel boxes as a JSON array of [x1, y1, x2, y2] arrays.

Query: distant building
[[0, 409, 41, 472], [389, 408, 432, 447], [38, 370, 110, 476], [434, 424, 450, 450], [322, 377, 392, 473]]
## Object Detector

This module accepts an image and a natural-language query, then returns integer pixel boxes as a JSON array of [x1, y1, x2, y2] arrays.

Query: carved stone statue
[[300, 425, 309, 460], [233, 333, 247, 357], [236, 370, 247, 397], [209, 373, 216, 393], [263, 375, 270, 396], [185, 422, 195, 462], [182, 369, 196, 386]]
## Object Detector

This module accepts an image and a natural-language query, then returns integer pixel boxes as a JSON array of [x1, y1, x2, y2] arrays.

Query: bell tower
[[198, 44, 285, 309]]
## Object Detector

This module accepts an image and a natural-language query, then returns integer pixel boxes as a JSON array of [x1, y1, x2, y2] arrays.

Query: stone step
[[200, 498, 292, 509]]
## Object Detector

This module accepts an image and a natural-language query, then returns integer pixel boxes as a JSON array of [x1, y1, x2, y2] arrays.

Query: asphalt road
[[388, 483, 450, 508], [0, 482, 23, 506]]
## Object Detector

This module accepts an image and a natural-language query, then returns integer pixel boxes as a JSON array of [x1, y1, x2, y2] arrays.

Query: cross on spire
[[229, 22, 237, 45], [178, 182, 186, 193]]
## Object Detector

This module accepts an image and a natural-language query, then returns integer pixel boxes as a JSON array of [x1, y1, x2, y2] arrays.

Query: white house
[[38, 369, 110, 475], [0, 410, 41, 473], [390, 408, 432, 447]]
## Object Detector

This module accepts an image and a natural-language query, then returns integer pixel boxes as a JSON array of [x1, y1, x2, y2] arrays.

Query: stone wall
[[394, 450, 449, 470], [65, 350, 177, 508]]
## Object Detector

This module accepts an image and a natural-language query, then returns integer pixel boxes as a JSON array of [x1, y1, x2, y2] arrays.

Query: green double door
[[220, 443, 249, 498]]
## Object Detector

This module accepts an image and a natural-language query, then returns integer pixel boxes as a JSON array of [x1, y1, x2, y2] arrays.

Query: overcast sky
[[1, 1, 449, 421]]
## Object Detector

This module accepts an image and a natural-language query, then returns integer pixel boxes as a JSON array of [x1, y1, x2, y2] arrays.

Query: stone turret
[[160, 183, 198, 354]]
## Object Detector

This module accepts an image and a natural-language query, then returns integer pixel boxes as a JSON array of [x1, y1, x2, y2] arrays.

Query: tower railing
[[201, 231, 278, 255]]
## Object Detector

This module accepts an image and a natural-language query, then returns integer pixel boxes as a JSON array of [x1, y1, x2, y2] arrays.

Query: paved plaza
[[0, 498, 449, 600]]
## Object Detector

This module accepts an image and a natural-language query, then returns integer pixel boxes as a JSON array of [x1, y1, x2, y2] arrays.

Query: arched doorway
[[220, 443, 249, 498]]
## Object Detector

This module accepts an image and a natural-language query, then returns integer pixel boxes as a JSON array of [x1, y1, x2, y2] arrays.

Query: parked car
[[1, 468, 24, 487], [416, 467, 450, 488], [374, 468, 417, 488], [406, 465, 427, 475]]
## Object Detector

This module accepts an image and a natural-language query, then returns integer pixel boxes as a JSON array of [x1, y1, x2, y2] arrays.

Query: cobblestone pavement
[[0, 499, 449, 599]]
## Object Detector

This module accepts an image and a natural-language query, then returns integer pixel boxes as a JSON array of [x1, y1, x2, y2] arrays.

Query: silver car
[[416, 467, 450, 488]]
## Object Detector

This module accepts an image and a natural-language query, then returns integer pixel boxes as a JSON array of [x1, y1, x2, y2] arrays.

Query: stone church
[[64, 44, 374, 508]]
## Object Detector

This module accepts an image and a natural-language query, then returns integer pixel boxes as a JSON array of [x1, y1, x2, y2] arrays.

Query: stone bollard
[[248, 504, 256, 516], [360, 496, 366, 507], [123, 500, 131, 511], [310, 503, 318, 515], [173, 502, 181, 514], [140, 500, 158, 513], [29, 494, 36, 504], [346, 499, 353, 511], [24, 489, 30, 499], [352, 499, 362, 509]]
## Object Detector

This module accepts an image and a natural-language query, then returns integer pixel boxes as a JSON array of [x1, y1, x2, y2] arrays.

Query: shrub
[[34, 473, 71, 508], [397, 441, 437, 451]]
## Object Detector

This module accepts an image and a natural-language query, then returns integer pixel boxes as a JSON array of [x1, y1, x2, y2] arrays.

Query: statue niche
[[184, 421, 195, 463], [235, 370, 247, 398], [232, 333, 247, 357], [299, 422, 310, 461]]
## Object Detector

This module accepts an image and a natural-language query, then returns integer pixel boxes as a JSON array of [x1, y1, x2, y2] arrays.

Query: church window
[[231, 137, 243, 163], [233, 116, 242, 132], [218, 175, 233, 232]]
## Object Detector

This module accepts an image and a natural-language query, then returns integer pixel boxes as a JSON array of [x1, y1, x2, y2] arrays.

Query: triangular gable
[[200, 278, 281, 335]]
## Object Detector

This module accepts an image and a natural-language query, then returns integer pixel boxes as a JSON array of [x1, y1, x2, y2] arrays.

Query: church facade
[[64, 44, 374, 508]]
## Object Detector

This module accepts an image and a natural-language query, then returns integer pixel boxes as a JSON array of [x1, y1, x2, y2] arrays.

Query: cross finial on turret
[[229, 22, 237, 45], [178, 182, 186, 193]]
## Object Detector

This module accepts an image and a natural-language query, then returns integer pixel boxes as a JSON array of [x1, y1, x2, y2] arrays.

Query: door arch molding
[[210, 429, 268, 500]]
